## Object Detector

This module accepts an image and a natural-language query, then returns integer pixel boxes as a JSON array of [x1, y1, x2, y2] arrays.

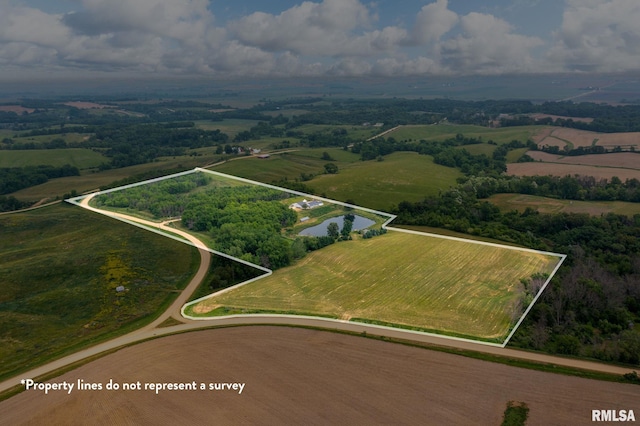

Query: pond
[[298, 215, 376, 237]]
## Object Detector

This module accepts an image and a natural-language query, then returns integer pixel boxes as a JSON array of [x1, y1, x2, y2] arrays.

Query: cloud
[[1, 0, 638, 79], [440, 12, 543, 73], [412, 0, 458, 45], [548, 0, 640, 72], [0, 5, 71, 48], [229, 0, 376, 56]]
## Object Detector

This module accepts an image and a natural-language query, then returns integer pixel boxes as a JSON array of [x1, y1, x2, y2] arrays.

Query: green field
[[0, 149, 107, 169], [212, 152, 328, 182], [9, 153, 224, 201], [213, 150, 462, 211], [188, 230, 561, 341], [309, 152, 463, 210], [193, 119, 260, 137], [489, 193, 640, 216], [389, 124, 545, 144], [0, 204, 199, 380]]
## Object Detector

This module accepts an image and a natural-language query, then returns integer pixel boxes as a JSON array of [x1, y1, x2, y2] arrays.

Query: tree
[[324, 163, 338, 174], [327, 222, 339, 239], [321, 151, 334, 161]]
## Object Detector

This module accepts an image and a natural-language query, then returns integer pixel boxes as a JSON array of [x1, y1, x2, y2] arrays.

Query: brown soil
[[529, 113, 593, 123], [538, 128, 640, 149], [508, 162, 640, 181], [0, 105, 35, 114], [2, 327, 638, 425], [526, 151, 640, 170], [62, 102, 114, 109]]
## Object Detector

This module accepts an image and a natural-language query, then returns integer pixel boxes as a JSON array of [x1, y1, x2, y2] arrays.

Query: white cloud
[[2, 0, 639, 79], [440, 12, 543, 73], [0, 5, 71, 48], [229, 0, 375, 56], [412, 0, 458, 45], [548, 0, 640, 72]]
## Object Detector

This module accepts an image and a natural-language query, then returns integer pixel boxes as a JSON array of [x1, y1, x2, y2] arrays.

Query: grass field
[[309, 152, 462, 210], [9, 153, 225, 201], [489, 193, 640, 216], [0, 149, 107, 169], [388, 124, 544, 144], [193, 119, 260, 137], [211, 152, 328, 182], [188, 230, 561, 341], [0, 203, 199, 381]]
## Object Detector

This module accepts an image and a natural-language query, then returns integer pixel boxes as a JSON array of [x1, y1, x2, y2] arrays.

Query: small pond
[[298, 215, 376, 237]]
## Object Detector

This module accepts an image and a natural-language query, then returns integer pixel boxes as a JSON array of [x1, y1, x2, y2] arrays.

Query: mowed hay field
[[0, 149, 107, 169], [507, 162, 640, 181], [534, 127, 640, 149], [489, 193, 640, 216], [526, 151, 640, 169], [510, 150, 640, 180], [388, 124, 544, 144], [2, 327, 637, 425], [190, 230, 561, 341]]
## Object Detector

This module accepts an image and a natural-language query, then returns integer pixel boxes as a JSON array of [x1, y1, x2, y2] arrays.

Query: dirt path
[[1, 196, 637, 396], [366, 125, 402, 141], [0, 199, 61, 216], [78, 194, 211, 324]]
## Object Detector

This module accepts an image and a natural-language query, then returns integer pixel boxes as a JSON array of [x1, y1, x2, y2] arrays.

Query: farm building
[[289, 199, 324, 210]]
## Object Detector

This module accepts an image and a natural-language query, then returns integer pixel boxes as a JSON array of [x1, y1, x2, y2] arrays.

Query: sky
[[1, 0, 639, 80]]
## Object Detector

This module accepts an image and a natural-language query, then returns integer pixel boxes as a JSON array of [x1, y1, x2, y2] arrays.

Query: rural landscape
[[2, 80, 640, 424], [2, 0, 640, 424]]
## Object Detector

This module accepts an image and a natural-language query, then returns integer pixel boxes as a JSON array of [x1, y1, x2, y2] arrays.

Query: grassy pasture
[[189, 230, 561, 341], [7, 132, 91, 146], [309, 152, 462, 210], [0, 149, 107, 169], [211, 153, 327, 183], [389, 124, 544, 144], [489, 193, 640, 216], [0, 203, 199, 380], [193, 119, 260, 137], [9, 154, 223, 201], [211, 149, 461, 211], [456, 143, 497, 156]]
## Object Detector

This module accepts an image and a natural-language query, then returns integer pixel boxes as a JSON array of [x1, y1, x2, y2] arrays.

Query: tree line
[[393, 183, 640, 364], [0, 165, 80, 195]]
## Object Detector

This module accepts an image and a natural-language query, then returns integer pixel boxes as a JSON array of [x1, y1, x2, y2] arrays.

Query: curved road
[[1, 198, 637, 395]]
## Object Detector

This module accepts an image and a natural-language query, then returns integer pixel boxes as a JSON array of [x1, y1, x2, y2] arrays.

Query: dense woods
[[96, 175, 298, 269], [0, 165, 79, 195], [393, 183, 640, 364]]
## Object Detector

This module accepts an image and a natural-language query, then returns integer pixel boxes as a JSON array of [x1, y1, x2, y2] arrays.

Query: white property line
[[68, 167, 566, 348]]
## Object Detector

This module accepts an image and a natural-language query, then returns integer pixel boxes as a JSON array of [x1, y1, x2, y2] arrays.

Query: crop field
[[4, 327, 637, 425], [526, 151, 640, 170], [0, 204, 198, 381], [388, 124, 543, 144], [0, 149, 107, 169], [489, 193, 640, 216], [0, 105, 35, 114], [534, 127, 640, 149], [189, 230, 561, 341], [507, 162, 640, 181]]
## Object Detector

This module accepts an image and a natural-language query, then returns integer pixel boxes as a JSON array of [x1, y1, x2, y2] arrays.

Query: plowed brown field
[[2, 327, 638, 425], [526, 151, 640, 169], [535, 127, 640, 149], [508, 162, 640, 181]]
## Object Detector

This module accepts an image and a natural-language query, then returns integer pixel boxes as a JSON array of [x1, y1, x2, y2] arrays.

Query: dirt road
[[1, 196, 637, 396]]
